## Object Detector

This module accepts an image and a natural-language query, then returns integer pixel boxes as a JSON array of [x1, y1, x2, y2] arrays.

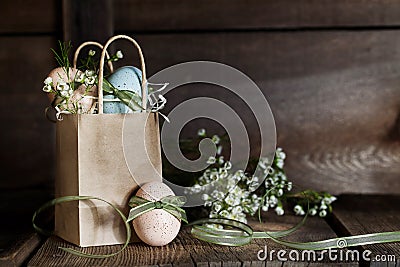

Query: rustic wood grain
[[112, 30, 400, 194], [62, 0, 114, 45], [0, 0, 59, 34], [0, 36, 56, 188], [27, 214, 350, 266], [287, 143, 400, 194], [330, 194, 400, 267], [0, 233, 41, 267], [114, 0, 400, 32], [0, 187, 53, 267]]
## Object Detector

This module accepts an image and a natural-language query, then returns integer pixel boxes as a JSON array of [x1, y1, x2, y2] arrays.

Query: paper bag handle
[[73, 41, 114, 72], [98, 35, 147, 114]]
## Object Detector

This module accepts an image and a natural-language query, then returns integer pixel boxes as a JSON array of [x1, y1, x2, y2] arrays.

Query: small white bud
[[116, 50, 123, 59], [319, 210, 327, 217], [275, 206, 284, 216], [44, 77, 53, 85], [197, 128, 206, 136]]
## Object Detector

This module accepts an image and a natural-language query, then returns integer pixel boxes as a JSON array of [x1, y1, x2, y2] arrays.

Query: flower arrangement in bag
[[42, 41, 167, 119]]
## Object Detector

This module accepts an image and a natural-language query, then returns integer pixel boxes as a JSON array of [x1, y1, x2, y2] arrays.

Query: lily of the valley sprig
[[186, 129, 337, 226]]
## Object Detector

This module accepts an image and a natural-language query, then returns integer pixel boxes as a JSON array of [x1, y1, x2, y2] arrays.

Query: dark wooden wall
[[1, 0, 400, 199], [0, 0, 59, 190]]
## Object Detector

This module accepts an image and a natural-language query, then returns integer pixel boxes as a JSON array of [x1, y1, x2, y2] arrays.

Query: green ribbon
[[33, 194, 400, 258], [189, 218, 400, 250], [32, 195, 187, 258], [127, 195, 188, 224], [32, 196, 131, 258], [188, 188, 400, 250]]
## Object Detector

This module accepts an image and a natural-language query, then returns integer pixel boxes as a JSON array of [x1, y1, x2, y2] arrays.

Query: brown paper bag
[[55, 36, 162, 247]]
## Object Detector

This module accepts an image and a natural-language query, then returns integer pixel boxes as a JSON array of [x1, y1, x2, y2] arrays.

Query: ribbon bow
[[127, 195, 188, 224]]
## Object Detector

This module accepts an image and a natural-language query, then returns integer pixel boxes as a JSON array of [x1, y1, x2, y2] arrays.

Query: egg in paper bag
[[104, 66, 146, 113], [133, 182, 181, 246], [103, 94, 124, 113], [68, 84, 97, 113]]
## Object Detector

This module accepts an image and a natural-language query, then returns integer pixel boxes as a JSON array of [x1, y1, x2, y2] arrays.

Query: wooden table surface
[[1, 194, 399, 267]]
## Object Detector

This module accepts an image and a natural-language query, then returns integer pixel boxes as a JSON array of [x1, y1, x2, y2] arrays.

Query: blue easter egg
[[103, 95, 123, 114], [106, 66, 146, 113]]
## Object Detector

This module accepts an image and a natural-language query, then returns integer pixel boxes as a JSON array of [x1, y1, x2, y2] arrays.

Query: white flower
[[224, 161, 232, 170], [287, 181, 293, 191], [309, 208, 317, 216], [202, 194, 210, 201], [294, 205, 305, 216], [56, 82, 70, 92], [75, 72, 85, 83], [234, 170, 245, 179], [262, 205, 269, 211], [320, 203, 327, 210], [88, 50, 96, 56], [116, 50, 123, 59], [319, 210, 327, 217], [42, 84, 52, 92], [188, 184, 201, 193], [207, 156, 216, 164], [276, 160, 284, 169], [84, 76, 96, 86], [225, 193, 241, 206], [60, 90, 69, 97], [268, 195, 278, 206], [219, 210, 230, 218], [44, 77, 53, 85], [323, 196, 337, 204], [197, 128, 206, 136], [211, 190, 224, 200], [275, 206, 284, 216], [213, 202, 223, 212], [209, 171, 219, 181], [277, 189, 284, 197], [219, 168, 228, 179], [211, 135, 220, 144], [85, 70, 95, 77], [218, 156, 224, 165], [216, 145, 223, 155], [232, 206, 243, 215], [294, 205, 302, 213], [276, 147, 286, 159], [209, 212, 218, 218]]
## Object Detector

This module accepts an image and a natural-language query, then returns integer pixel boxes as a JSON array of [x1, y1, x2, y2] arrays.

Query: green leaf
[[114, 90, 144, 111], [101, 78, 144, 111], [102, 78, 115, 94]]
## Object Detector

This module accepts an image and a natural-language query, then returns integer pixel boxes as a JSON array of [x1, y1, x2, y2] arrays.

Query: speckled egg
[[106, 66, 146, 113], [133, 182, 181, 246], [103, 95, 124, 114], [69, 84, 97, 113]]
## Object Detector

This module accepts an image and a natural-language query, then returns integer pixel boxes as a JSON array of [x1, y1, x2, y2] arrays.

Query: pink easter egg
[[133, 182, 181, 246]]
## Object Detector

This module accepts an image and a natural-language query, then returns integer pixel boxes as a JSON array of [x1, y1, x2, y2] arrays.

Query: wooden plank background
[[0, 0, 399, 196]]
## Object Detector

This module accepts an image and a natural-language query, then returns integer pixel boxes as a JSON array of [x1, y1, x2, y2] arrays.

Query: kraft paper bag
[[54, 36, 162, 247]]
